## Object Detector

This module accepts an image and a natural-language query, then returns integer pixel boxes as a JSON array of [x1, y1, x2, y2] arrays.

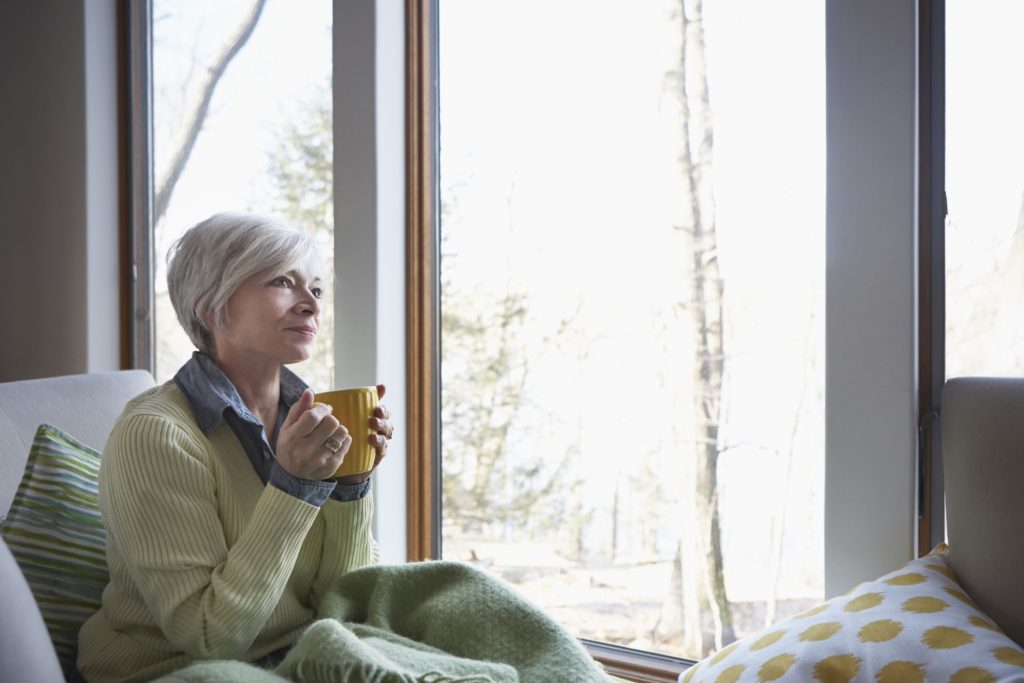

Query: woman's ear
[[199, 311, 220, 357], [199, 309, 222, 339]]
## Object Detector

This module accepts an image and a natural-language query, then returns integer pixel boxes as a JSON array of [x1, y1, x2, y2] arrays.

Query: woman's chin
[[277, 344, 315, 365]]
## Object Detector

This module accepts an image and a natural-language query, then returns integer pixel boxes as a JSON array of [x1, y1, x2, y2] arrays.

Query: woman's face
[[213, 260, 324, 366]]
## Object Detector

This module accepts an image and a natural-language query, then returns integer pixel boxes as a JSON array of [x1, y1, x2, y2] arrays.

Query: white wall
[[0, 0, 120, 382], [825, 0, 919, 596]]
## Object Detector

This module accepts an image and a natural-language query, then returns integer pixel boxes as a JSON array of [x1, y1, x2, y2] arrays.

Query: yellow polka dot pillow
[[680, 545, 1024, 683]]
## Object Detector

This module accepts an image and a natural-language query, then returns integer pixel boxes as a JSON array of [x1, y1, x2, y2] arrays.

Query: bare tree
[[155, 0, 267, 223], [764, 301, 820, 627], [439, 191, 583, 542], [686, 0, 734, 651], [441, 284, 555, 532], [560, 413, 592, 561], [439, 189, 541, 535], [1018, 189, 1024, 234], [660, 0, 734, 655]]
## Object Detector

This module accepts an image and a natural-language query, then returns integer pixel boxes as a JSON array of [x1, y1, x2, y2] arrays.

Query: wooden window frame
[[405, 0, 440, 564], [917, 0, 945, 557]]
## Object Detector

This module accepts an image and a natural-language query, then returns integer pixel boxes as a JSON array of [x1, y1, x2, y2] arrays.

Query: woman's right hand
[[276, 389, 351, 480]]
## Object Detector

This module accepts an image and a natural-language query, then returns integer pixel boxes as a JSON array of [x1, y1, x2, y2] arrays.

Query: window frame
[[917, 0, 945, 557], [405, 0, 442, 564], [405, 0, 941, 679], [124, 0, 156, 374]]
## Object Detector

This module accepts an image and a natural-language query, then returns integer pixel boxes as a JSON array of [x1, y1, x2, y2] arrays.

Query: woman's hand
[[335, 383, 393, 485], [276, 389, 351, 480]]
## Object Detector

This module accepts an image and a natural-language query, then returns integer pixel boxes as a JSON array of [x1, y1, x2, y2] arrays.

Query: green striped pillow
[[0, 423, 107, 677]]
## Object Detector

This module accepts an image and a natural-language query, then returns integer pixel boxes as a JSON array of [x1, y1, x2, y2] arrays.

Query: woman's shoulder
[[110, 381, 205, 443], [121, 380, 192, 417], [101, 383, 218, 487]]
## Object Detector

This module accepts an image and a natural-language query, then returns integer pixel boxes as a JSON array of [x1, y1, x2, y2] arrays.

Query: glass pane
[[437, 0, 825, 660], [152, 1, 334, 388], [945, 2, 1024, 377]]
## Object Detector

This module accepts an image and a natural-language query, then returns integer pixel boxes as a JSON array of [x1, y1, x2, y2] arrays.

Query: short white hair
[[167, 212, 321, 355]]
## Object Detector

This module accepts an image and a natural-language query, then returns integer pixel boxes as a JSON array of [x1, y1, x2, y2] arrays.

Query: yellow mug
[[313, 386, 379, 477]]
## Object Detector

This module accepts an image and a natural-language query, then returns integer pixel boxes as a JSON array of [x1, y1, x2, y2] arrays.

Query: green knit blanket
[[154, 561, 610, 683]]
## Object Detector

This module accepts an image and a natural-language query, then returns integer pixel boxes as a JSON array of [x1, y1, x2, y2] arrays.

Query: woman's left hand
[[335, 383, 393, 485]]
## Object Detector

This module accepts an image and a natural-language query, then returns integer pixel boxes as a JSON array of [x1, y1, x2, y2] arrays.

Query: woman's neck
[[209, 351, 281, 434]]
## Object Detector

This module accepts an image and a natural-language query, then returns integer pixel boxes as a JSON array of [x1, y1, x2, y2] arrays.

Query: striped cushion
[[0, 423, 107, 677]]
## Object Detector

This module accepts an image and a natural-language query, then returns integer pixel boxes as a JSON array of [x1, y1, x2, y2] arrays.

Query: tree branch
[[154, 0, 267, 223]]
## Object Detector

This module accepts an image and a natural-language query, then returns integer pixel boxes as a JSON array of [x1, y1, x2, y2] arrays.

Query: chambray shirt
[[173, 352, 370, 506]]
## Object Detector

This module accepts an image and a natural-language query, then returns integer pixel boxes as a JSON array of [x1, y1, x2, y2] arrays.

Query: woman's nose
[[298, 288, 321, 315]]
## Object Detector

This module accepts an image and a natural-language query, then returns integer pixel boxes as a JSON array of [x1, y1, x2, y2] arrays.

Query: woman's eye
[[311, 288, 324, 299], [272, 277, 292, 287]]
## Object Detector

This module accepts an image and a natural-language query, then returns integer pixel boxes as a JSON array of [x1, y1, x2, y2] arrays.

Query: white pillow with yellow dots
[[679, 545, 1024, 683]]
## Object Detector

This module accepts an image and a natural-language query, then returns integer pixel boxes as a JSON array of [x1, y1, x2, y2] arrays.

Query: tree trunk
[[1017, 188, 1024, 233], [765, 305, 818, 626], [670, 0, 734, 652]]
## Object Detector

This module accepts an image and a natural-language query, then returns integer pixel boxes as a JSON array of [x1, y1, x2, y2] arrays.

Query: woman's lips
[[287, 327, 317, 338]]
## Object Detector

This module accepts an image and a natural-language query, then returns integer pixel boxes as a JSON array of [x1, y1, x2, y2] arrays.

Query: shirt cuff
[[269, 460, 336, 507], [330, 478, 372, 502]]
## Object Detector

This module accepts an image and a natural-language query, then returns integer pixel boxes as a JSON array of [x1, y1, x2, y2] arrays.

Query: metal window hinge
[[917, 409, 939, 519]]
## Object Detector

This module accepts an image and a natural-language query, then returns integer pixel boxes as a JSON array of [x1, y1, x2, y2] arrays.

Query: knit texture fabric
[[153, 561, 611, 683], [77, 382, 379, 683]]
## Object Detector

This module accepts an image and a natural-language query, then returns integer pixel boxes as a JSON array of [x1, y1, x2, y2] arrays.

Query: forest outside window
[[434, 0, 825, 663]]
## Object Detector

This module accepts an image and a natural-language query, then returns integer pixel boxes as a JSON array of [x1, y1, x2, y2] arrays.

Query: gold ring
[[324, 436, 343, 453]]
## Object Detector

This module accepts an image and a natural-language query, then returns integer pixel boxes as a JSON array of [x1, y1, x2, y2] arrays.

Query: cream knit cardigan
[[77, 383, 378, 683]]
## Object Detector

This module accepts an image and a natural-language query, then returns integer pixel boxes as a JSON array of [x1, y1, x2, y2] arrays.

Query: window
[[120, 1, 931, 679], [944, 1, 1024, 378], [143, 0, 334, 387], [434, 0, 824, 664]]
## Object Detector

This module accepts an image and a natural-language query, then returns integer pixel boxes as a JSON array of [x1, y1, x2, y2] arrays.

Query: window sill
[[583, 639, 693, 683]]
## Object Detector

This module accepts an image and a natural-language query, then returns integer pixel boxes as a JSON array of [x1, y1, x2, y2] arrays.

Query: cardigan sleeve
[[309, 486, 379, 611], [100, 412, 321, 660]]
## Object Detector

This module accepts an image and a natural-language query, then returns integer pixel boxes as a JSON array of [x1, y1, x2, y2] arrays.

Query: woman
[[77, 213, 392, 683]]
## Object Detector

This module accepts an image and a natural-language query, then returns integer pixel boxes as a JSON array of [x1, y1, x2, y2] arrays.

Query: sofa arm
[[0, 535, 65, 682]]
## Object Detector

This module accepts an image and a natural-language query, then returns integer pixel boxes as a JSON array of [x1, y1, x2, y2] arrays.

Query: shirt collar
[[173, 351, 309, 434]]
